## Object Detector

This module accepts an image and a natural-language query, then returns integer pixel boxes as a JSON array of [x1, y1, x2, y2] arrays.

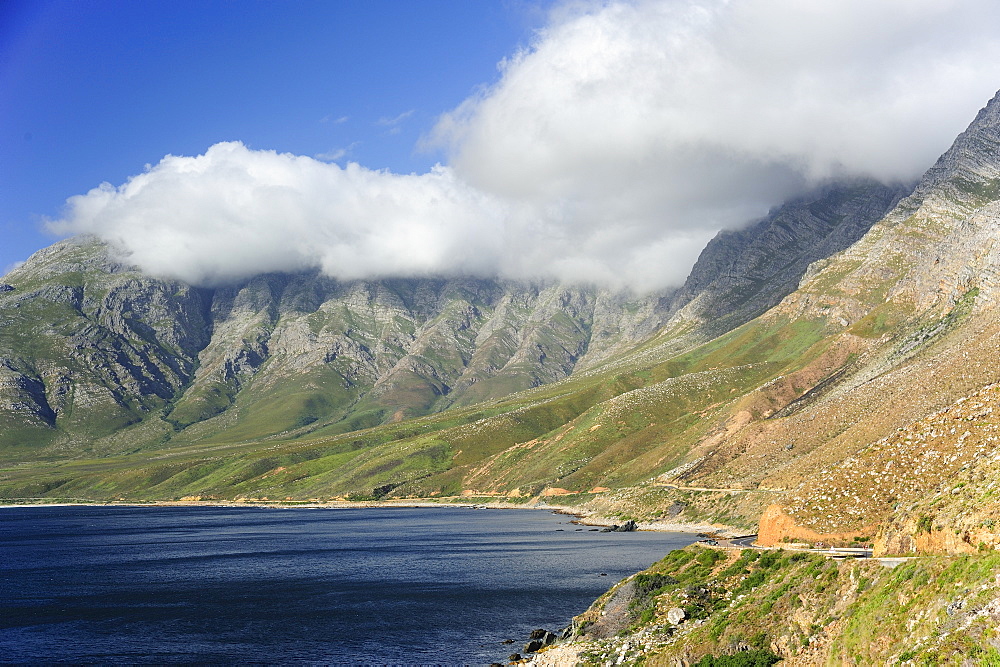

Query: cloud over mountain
[[50, 143, 511, 286], [51, 0, 1000, 291]]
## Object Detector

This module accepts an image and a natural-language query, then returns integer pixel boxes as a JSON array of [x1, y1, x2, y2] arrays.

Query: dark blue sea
[[0, 505, 694, 664]]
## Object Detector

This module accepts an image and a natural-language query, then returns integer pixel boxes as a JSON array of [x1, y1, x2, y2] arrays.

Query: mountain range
[[3, 90, 1000, 566]]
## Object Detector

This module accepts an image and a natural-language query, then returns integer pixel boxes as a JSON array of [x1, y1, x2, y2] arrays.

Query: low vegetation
[[561, 545, 1000, 665]]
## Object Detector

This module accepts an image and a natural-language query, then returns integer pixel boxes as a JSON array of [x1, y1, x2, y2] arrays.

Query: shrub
[[756, 550, 782, 569], [736, 570, 768, 593], [633, 572, 679, 597], [697, 548, 726, 567], [694, 648, 782, 666]]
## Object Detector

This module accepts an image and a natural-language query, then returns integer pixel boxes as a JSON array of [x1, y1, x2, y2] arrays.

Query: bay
[[0, 505, 696, 664]]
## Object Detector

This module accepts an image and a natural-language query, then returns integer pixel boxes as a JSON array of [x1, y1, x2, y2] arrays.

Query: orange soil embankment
[[757, 503, 873, 547]]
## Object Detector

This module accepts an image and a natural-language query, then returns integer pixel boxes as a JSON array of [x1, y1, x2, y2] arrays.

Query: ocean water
[[0, 505, 695, 664]]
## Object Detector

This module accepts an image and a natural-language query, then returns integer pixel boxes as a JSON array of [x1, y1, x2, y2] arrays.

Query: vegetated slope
[[547, 544, 1000, 665], [0, 177, 896, 470]]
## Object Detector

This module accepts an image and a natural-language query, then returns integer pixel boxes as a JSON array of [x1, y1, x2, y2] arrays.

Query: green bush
[[719, 554, 756, 578], [666, 549, 697, 566], [694, 648, 782, 666], [736, 570, 768, 593], [756, 550, 782, 569], [697, 548, 726, 567], [633, 572, 679, 597]]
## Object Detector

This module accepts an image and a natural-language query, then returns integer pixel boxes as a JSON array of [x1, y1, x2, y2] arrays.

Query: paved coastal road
[[701, 535, 921, 568], [728, 534, 759, 549], [715, 535, 877, 561]]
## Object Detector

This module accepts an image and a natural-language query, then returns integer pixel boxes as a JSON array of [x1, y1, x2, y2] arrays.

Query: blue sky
[[0, 0, 548, 273], [5, 1, 1000, 290]]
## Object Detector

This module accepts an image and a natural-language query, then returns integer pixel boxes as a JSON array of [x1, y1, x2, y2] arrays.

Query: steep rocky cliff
[[665, 179, 908, 339], [0, 256, 664, 453]]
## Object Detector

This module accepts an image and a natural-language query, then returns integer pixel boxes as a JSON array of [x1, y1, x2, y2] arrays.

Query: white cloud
[[377, 110, 416, 135], [50, 0, 1000, 291], [49, 143, 512, 286], [315, 142, 360, 162], [430, 0, 1000, 219]]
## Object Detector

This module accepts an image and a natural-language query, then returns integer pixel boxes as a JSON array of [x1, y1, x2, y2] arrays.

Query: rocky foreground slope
[[534, 544, 1000, 665]]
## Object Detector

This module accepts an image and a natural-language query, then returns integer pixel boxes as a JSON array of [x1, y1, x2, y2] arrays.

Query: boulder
[[523, 640, 544, 653], [525, 628, 556, 650], [666, 607, 687, 625], [601, 520, 638, 532]]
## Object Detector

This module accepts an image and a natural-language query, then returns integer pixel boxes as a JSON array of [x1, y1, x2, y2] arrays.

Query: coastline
[[3, 496, 730, 664], [0, 497, 745, 536]]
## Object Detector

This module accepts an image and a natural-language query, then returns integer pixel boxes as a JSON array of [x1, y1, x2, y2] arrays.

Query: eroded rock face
[[667, 179, 908, 340], [0, 242, 212, 448], [578, 580, 637, 640], [780, 91, 1000, 327], [756, 504, 873, 548]]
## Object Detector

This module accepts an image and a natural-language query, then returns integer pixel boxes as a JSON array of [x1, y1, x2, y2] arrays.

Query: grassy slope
[[0, 302, 841, 507], [561, 544, 1000, 666]]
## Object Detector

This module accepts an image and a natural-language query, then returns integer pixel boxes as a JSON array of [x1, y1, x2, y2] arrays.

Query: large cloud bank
[[52, 0, 1000, 291]]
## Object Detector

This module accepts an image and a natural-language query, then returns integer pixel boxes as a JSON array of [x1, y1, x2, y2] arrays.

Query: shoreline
[[0, 497, 746, 536], [3, 497, 739, 664]]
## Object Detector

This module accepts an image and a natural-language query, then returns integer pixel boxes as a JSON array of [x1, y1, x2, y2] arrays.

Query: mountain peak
[[893, 88, 1000, 219]]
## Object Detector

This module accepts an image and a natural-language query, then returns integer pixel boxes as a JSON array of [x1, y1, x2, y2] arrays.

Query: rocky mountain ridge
[[9, 90, 1000, 667]]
